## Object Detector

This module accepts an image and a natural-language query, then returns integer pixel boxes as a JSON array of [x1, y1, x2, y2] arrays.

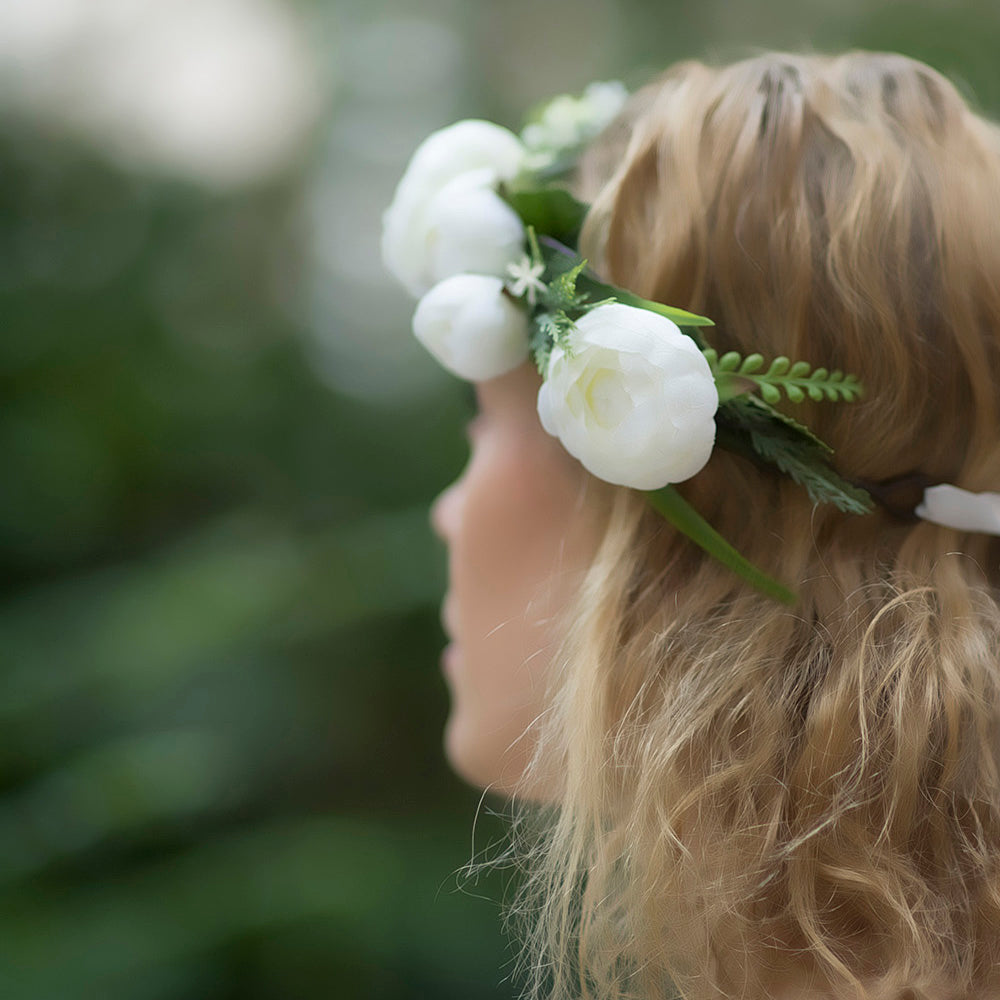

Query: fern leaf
[[720, 355, 866, 405], [717, 397, 873, 514], [550, 259, 588, 307]]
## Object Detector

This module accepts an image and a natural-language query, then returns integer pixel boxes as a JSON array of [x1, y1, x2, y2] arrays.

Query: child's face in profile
[[431, 364, 603, 795]]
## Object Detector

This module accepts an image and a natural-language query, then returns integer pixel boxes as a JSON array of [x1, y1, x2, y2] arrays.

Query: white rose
[[382, 120, 526, 296], [412, 274, 529, 381], [422, 170, 525, 289], [537, 303, 718, 490]]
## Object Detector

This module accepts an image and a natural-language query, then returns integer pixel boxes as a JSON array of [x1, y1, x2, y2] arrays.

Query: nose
[[431, 480, 462, 542]]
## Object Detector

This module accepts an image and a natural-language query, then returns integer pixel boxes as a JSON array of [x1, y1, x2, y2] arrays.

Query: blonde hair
[[514, 52, 1000, 1000]]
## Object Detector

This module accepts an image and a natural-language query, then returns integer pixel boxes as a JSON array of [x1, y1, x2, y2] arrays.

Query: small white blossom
[[382, 120, 526, 297], [521, 81, 628, 162], [412, 274, 529, 381], [537, 303, 718, 490], [505, 255, 546, 306], [915, 485, 1000, 534]]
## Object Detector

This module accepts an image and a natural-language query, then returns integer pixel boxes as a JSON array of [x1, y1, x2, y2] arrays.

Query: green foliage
[[704, 346, 872, 514], [530, 310, 578, 372], [718, 397, 875, 514], [0, 114, 508, 1000], [549, 257, 589, 306], [646, 485, 796, 604], [582, 274, 714, 340], [503, 186, 588, 246], [536, 238, 713, 331], [526, 238, 712, 371], [705, 349, 865, 404]]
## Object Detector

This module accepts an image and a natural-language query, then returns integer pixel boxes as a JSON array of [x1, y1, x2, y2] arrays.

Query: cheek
[[459, 437, 572, 617], [442, 428, 599, 793]]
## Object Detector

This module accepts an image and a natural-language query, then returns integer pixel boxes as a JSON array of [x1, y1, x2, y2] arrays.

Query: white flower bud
[[537, 303, 718, 490], [423, 171, 526, 289], [382, 120, 526, 297], [412, 274, 529, 382]]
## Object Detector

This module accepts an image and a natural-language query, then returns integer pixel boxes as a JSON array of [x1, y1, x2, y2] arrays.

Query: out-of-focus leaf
[[0, 816, 508, 998], [0, 729, 242, 886], [0, 506, 441, 722]]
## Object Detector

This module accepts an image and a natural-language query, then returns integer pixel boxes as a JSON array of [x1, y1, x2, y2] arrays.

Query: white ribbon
[[915, 484, 1000, 535]]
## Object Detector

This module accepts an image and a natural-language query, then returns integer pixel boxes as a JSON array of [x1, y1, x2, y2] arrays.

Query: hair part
[[513, 52, 1000, 1000]]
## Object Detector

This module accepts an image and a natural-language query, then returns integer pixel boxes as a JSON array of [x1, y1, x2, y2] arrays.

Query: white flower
[[505, 255, 546, 306], [382, 120, 526, 296], [412, 274, 529, 381], [521, 81, 628, 159], [421, 170, 526, 292], [579, 80, 631, 128], [915, 484, 1000, 534], [537, 303, 718, 490]]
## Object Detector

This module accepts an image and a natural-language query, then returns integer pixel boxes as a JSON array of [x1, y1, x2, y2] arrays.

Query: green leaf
[[529, 309, 578, 373], [529, 314, 554, 372], [550, 258, 588, 306], [536, 238, 715, 346], [742, 395, 831, 452], [503, 187, 589, 246], [717, 397, 874, 514], [588, 279, 715, 335], [645, 485, 797, 604], [713, 351, 865, 405]]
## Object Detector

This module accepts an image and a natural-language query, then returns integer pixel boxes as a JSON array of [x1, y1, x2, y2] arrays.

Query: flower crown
[[381, 83, 1000, 602]]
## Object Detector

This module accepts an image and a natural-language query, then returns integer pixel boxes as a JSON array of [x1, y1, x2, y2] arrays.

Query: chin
[[443, 711, 550, 799], [443, 712, 508, 792]]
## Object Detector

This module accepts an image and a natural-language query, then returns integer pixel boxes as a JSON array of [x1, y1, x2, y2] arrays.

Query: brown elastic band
[[852, 473, 934, 522]]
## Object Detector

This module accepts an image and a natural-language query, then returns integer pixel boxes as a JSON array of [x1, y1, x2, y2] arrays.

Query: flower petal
[[915, 485, 1000, 534]]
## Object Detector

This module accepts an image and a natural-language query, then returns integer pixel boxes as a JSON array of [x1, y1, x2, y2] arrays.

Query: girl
[[386, 52, 1000, 1000]]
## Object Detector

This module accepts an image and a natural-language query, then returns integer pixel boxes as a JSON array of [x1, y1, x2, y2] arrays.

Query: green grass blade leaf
[[645, 485, 797, 604]]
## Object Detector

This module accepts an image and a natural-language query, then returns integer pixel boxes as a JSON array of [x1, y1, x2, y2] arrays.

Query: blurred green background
[[2, 0, 1000, 997]]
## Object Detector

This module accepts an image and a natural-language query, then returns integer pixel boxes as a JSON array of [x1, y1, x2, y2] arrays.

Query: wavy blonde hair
[[514, 52, 1000, 1000]]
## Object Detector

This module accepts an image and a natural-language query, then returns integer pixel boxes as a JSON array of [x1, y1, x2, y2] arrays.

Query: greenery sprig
[[523, 227, 616, 372], [717, 396, 874, 514], [705, 349, 865, 405]]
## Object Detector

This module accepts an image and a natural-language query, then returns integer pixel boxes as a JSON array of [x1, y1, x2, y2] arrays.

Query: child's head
[[516, 52, 1000, 999], [392, 49, 1000, 997]]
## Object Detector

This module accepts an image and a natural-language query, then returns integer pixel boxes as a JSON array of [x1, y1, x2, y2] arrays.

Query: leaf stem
[[645, 485, 797, 605]]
